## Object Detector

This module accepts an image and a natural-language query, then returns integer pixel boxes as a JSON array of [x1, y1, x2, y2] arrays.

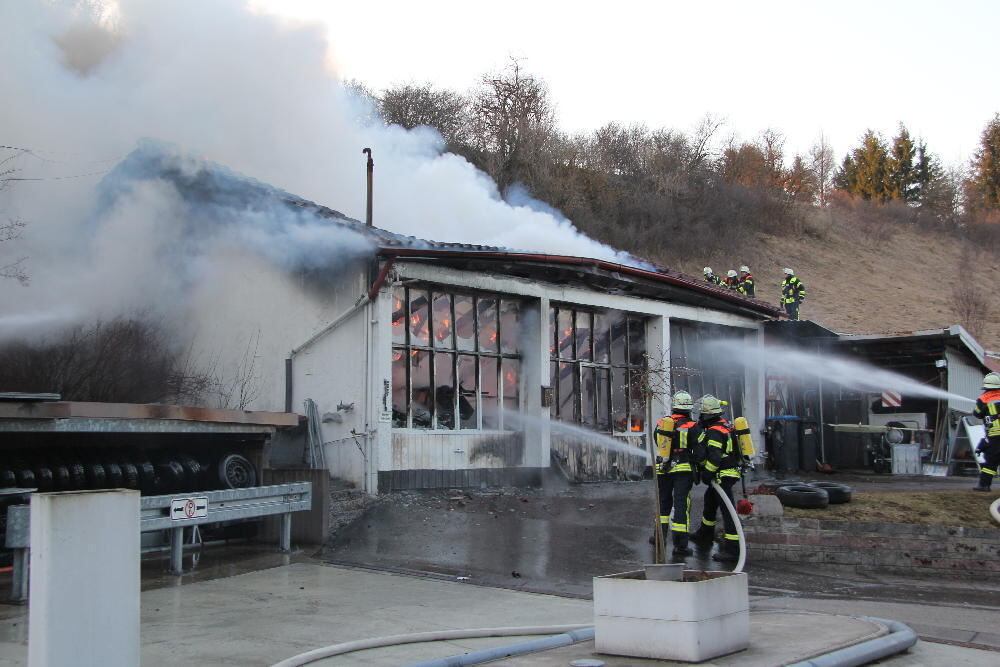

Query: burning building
[[77, 146, 779, 494]]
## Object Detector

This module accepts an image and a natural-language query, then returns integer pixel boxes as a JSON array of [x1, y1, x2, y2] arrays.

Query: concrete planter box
[[593, 569, 749, 662]]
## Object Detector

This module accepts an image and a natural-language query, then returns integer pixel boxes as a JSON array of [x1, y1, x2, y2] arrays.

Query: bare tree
[[215, 329, 262, 410], [808, 132, 836, 206], [470, 58, 556, 193], [1, 148, 29, 284], [378, 82, 470, 147], [951, 248, 991, 338]]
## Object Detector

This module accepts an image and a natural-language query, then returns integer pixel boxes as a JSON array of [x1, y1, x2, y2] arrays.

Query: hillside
[[655, 220, 1000, 351]]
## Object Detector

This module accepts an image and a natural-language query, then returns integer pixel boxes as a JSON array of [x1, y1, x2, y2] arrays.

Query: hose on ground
[[990, 496, 1000, 526], [270, 624, 593, 667], [401, 626, 595, 667], [787, 617, 917, 667], [710, 480, 747, 573]]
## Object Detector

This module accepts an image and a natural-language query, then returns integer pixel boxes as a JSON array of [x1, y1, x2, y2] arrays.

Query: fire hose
[[711, 479, 747, 573], [991, 496, 1000, 526]]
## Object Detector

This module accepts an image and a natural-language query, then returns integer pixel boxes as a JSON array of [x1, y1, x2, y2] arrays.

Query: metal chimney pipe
[[363, 147, 373, 226]]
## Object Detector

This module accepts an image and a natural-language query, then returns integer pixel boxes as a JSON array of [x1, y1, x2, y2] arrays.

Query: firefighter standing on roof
[[691, 395, 742, 563], [738, 265, 755, 297], [703, 267, 721, 285], [973, 372, 1000, 492], [724, 270, 740, 290], [652, 391, 703, 559], [781, 268, 806, 320]]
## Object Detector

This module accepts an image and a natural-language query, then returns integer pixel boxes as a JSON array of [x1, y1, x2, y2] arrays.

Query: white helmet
[[672, 391, 694, 411], [700, 395, 724, 414], [727, 269, 738, 278], [984, 372, 1000, 390], [783, 267, 795, 275], [740, 265, 750, 273], [703, 267, 713, 275]]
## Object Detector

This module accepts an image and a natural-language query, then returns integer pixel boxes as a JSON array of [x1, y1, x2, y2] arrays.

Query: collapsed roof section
[[106, 142, 782, 320]]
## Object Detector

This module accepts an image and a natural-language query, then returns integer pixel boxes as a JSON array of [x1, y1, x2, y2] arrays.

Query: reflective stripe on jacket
[[700, 419, 739, 476], [976, 390, 1000, 437], [781, 276, 805, 304]]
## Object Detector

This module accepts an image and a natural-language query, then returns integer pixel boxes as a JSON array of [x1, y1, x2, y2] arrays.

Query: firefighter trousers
[[657, 469, 695, 533], [783, 301, 801, 321]]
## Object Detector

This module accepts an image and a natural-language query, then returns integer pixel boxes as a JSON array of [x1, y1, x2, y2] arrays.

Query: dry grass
[[782, 491, 1000, 530]]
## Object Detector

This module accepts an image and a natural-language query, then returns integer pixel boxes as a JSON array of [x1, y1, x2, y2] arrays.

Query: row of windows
[[390, 288, 650, 435], [392, 288, 519, 430]]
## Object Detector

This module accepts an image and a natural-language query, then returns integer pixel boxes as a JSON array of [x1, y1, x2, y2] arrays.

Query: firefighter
[[738, 265, 755, 297], [703, 267, 721, 285], [652, 391, 703, 558], [973, 372, 1000, 491], [691, 395, 742, 563], [780, 268, 806, 320], [724, 270, 740, 290]]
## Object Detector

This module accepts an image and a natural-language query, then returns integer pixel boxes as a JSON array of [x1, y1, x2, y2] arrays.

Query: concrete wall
[[743, 515, 1000, 580]]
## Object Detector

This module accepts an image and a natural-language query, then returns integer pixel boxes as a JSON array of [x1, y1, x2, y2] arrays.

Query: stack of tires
[[0, 451, 257, 495], [757, 480, 853, 509]]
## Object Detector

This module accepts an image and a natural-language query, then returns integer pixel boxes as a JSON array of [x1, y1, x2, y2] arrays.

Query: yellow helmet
[[700, 395, 724, 414], [984, 372, 1000, 390], [672, 391, 694, 411]]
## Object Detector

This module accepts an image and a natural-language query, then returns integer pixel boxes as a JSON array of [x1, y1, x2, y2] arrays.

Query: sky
[[257, 0, 999, 166]]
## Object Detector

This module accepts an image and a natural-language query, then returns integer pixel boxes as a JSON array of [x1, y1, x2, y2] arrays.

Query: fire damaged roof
[[105, 142, 781, 320]]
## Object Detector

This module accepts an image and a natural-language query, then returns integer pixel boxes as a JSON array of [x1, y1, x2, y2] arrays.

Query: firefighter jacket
[[699, 417, 741, 479], [975, 390, 1000, 438], [781, 276, 805, 304], [653, 412, 702, 473], [705, 273, 722, 286], [724, 276, 740, 290], [739, 274, 755, 297]]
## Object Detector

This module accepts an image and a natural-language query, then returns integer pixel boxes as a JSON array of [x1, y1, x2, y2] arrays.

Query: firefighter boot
[[690, 523, 715, 547], [671, 532, 693, 558], [972, 472, 993, 492], [712, 540, 740, 563]]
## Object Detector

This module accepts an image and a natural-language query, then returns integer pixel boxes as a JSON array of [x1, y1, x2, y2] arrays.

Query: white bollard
[[29, 489, 140, 667]]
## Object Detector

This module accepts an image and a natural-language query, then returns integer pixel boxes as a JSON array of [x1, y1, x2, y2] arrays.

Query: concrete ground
[[2, 558, 998, 666], [2, 474, 998, 665]]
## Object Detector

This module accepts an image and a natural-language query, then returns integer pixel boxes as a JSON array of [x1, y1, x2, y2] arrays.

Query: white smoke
[[1, 0, 629, 348]]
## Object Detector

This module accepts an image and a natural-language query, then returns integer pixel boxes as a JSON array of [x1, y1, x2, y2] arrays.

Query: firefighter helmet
[[703, 267, 713, 275], [783, 267, 795, 275], [700, 395, 724, 414], [740, 265, 750, 273], [984, 372, 1000, 390], [672, 391, 694, 411], [727, 269, 738, 278]]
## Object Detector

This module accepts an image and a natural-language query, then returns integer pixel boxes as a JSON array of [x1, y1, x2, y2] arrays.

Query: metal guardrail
[[5, 482, 312, 601]]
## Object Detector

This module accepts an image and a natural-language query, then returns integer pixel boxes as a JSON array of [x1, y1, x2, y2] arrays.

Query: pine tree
[[886, 124, 916, 201], [836, 130, 889, 200], [966, 113, 1000, 210]]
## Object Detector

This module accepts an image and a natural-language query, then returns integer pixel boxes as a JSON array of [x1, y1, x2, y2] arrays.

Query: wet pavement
[[324, 478, 1000, 653]]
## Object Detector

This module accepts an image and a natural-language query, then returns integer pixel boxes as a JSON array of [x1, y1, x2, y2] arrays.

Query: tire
[[155, 460, 186, 493], [66, 461, 87, 490], [31, 465, 54, 492], [807, 481, 852, 504], [85, 463, 107, 489], [776, 484, 829, 509], [177, 455, 204, 491], [119, 462, 140, 490], [50, 464, 71, 491], [103, 462, 124, 488], [1, 469, 16, 487], [136, 460, 157, 494], [218, 454, 256, 489], [754, 480, 797, 495]]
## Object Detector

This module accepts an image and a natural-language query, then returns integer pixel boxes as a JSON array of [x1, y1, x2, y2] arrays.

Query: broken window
[[392, 287, 521, 430], [551, 305, 646, 434]]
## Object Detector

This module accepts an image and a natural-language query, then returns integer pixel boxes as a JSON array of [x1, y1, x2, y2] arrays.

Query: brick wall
[[742, 516, 1000, 580]]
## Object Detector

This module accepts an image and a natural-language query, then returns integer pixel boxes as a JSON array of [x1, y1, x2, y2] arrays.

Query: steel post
[[280, 513, 292, 552], [170, 526, 184, 574], [11, 548, 28, 601]]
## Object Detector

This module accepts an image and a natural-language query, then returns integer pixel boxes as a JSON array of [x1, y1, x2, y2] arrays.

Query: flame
[[630, 416, 644, 432], [392, 350, 403, 362], [411, 313, 421, 326]]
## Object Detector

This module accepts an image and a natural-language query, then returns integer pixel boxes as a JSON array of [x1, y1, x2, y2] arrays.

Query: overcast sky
[[258, 0, 998, 166]]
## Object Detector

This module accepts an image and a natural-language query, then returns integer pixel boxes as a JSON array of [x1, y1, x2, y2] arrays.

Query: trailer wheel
[[218, 454, 256, 489], [807, 481, 852, 504], [776, 484, 829, 509]]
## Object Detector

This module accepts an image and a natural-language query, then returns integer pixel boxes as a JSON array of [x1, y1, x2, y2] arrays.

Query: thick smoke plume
[[1, 0, 626, 348]]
